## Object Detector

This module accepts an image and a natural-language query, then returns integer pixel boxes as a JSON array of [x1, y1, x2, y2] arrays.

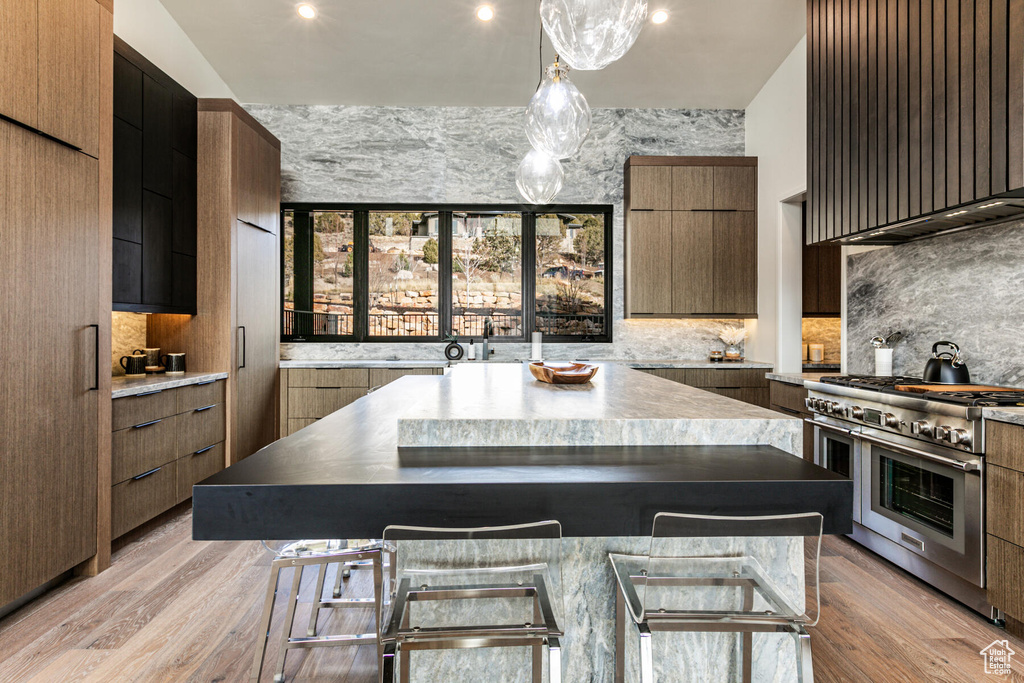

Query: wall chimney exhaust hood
[[837, 193, 1024, 245]]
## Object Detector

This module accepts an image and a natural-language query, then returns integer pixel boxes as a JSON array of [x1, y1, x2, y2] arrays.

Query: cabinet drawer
[[988, 535, 1024, 618], [177, 403, 226, 456], [988, 464, 1024, 547], [369, 368, 438, 388], [987, 421, 1024, 472], [681, 368, 770, 388], [112, 389, 177, 430], [176, 442, 224, 503], [176, 379, 225, 414], [286, 418, 318, 436], [111, 461, 176, 539], [288, 387, 366, 418], [770, 381, 809, 415], [288, 368, 369, 388], [111, 414, 177, 484], [706, 387, 770, 409]]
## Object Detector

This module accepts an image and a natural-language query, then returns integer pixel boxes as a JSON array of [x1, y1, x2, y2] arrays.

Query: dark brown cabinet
[[640, 368, 771, 409], [113, 37, 197, 314], [625, 156, 758, 318], [985, 420, 1024, 639], [807, 0, 1024, 243], [802, 241, 842, 316]]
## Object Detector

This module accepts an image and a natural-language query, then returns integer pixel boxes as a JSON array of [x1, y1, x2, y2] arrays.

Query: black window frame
[[281, 203, 614, 344]]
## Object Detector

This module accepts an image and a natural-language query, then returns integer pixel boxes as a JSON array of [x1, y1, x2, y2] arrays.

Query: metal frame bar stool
[[609, 512, 823, 683], [379, 520, 564, 683], [251, 539, 394, 682]]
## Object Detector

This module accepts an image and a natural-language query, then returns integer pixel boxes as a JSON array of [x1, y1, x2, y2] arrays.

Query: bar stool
[[379, 520, 564, 683], [251, 539, 393, 682], [609, 512, 823, 683]]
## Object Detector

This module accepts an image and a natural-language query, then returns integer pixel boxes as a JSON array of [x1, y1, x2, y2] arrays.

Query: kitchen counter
[[396, 362, 797, 451], [192, 371, 849, 683], [280, 359, 448, 369], [622, 358, 774, 369], [802, 362, 841, 371], [278, 358, 773, 370], [765, 372, 833, 386], [111, 371, 229, 399], [983, 406, 1024, 427]]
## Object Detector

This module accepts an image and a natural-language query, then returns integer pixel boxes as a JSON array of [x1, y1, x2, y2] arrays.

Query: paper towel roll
[[531, 331, 543, 361]]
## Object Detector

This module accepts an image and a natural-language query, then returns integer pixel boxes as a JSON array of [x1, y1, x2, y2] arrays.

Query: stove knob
[[934, 426, 951, 441], [883, 413, 901, 429], [804, 398, 813, 411], [949, 429, 971, 447], [849, 406, 865, 420], [911, 420, 933, 437]]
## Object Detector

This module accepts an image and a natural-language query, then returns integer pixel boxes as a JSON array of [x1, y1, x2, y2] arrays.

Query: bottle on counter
[[467, 339, 476, 361]]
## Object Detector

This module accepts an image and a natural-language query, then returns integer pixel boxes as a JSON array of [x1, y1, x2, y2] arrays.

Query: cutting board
[[895, 384, 1019, 393]]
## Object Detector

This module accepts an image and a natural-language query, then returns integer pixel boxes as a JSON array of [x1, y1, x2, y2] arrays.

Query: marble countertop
[[983, 406, 1024, 427], [765, 372, 834, 386], [279, 358, 773, 370], [621, 359, 773, 369], [396, 363, 800, 453], [111, 371, 229, 399], [280, 359, 449, 369]]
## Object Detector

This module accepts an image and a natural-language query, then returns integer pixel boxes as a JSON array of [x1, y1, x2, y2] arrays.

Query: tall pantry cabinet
[[0, 0, 113, 607], [149, 100, 281, 466]]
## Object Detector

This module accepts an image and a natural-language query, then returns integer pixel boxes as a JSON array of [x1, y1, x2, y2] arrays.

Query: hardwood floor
[[0, 507, 1021, 682]]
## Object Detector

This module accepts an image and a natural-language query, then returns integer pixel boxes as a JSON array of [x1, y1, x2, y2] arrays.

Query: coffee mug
[[120, 354, 147, 377], [134, 347, 161, 368], [161, 352, 186, 374]]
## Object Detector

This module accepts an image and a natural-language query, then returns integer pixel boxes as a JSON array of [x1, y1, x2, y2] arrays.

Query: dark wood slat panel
[[867, 0, 878, 229], [921, 0, 934, 212], [886, 0, 898, 223], [897, 0, 910, 220], [815, 0, 826, 243], [841, 0, 851, 236], [908, 0, 921, 217], [959, 0, 976, 203], [990, 0, 1008, 194], [858, 0, 869, 232], [975, 0, 991, 198], [877, 0, 889, 224], [1010, 0, 1024, 189], [808, 0, 818, 244], [946, 0, 960, 204], [826, 0, 837, 240], [933, 0, 947, 210]]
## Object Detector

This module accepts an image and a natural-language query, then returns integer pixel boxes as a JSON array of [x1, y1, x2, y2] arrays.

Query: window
[[282, 204, 612, 343]]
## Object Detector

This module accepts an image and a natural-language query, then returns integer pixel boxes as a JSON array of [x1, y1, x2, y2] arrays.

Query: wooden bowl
[[529, 361, 599, 384]]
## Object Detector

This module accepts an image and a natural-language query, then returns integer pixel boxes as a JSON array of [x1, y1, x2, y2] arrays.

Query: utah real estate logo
[[981, 640, 1015, 676]]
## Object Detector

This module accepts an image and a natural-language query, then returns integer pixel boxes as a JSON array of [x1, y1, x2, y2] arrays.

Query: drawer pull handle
[[196, 380, 217, 386], [132, 419, 162, 429], [194, 445, 216, 455], [194, 404, 216, 412], [136, 390, 163, 397], [132, 467, 161, 481]]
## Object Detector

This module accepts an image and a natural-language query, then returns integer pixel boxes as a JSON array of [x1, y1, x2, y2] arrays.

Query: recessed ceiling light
[[297, 4, 316, 19], [651, 9, 669, 24], [476, 5, 495, 21]]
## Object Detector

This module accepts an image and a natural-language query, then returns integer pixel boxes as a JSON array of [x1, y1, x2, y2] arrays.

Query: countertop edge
[[279, 358, 775, 370], [112, 371, 230, 398]]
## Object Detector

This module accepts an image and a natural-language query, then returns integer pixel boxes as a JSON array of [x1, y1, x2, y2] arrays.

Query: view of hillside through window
[[368, 211, 439, 336], [535, 212, 606, 337]]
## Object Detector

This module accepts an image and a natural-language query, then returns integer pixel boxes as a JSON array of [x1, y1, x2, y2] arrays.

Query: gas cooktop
[[819, 375, 1024, 407]]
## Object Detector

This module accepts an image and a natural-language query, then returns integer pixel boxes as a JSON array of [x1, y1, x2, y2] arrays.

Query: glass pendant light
[[516, 149, 564, 204], [540, 0, 648, 71], [525, 60, 592, 159]]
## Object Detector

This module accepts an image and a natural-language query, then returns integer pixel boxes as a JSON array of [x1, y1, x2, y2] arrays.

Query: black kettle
[[923, 341, 971, 384]]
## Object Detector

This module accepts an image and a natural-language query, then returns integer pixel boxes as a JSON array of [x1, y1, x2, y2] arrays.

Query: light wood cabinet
[[986, 419, 1024, 637], [0, 0, 39, 129], [625, 156, 758, 318], [110, 380, 226, 538], [279, 367, 445, 437], [149, 100, 281, 465]]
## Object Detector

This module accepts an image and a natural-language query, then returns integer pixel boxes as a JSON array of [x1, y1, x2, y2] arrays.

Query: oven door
[[861, 434, 984, 586], [812, 419, 862, 524]]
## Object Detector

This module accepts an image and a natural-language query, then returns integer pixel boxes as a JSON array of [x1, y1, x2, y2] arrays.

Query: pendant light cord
[[537, 3, 544, 91]]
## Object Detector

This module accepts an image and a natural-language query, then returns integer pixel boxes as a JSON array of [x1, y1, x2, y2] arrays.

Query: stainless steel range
[[804, 374, 1020, 621]]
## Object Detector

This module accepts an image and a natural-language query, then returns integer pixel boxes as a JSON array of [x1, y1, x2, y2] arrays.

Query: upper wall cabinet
[[112, 37, 197, 314], [625, 156, 758, 319], [0, 0, 102, 157], [807, 0, 1024, 244]]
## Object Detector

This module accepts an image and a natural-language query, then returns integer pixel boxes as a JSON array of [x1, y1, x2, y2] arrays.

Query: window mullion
[[522, 211, 536, 341], [354, 210, 369, 341], [439, 210, 453, 340]]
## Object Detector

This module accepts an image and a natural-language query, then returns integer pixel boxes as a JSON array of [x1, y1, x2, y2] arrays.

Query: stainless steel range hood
[[838, 193, 1024, 245]]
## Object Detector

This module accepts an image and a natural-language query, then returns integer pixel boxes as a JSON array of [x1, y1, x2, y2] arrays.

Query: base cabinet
[[110, 380, 225, 538], [639, 368, 771, 409], [279, 367, 444, 437], [768, 380, 814, 461], [986, 420, 1024, 638]]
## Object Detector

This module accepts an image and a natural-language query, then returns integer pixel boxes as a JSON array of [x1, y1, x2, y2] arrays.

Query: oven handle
[[804, 418, 855, 436], [857, 432, 981, 473]]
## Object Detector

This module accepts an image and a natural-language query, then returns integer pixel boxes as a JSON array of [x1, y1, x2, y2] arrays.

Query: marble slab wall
[[846, 220, 1024, 385], [243, 104, 754, 361], [111, 312, 147, 377], [801, 317, 841, 363]]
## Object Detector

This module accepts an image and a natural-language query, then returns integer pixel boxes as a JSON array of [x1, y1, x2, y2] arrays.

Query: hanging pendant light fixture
[[540, 0, 648, 71], [516, 149, 564, 204], [525, 59, 592, 159]]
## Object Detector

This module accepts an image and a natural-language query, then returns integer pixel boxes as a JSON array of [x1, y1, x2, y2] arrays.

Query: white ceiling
[[158, 0, 805, 109]]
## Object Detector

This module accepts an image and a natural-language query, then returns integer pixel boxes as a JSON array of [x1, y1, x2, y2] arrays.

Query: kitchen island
[[193, 363, 851, 682]]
